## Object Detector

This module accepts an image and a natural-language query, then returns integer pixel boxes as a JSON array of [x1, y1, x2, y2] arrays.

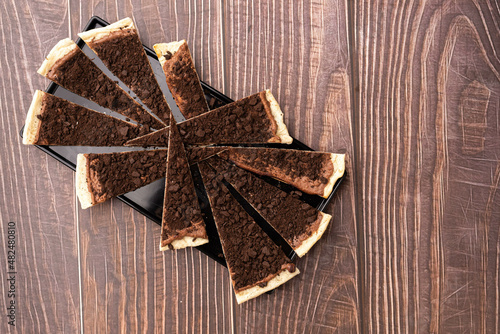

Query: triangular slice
[[125, 90, 292, 146], [38, 38, 164, 129], [198, 161, 299, 304], [154, 40, 209, 119], [76, 149, 168, 209], [160, 116, 208, 250], [206, 156, 331, 257], [78, 18, 171, 123], [217, 147, 345, 198], [22, 90, 143, 146]]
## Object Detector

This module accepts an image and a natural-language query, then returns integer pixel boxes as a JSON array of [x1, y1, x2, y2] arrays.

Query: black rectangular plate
[[20, 16, 343, 267]]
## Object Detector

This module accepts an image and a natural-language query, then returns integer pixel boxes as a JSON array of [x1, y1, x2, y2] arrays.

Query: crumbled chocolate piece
[[198, 162, 294, 292], [87, 29, 171, 123], [218, 147, 335, 196], [206, 156, 324, 250], [163, 51, 172, 60], [161, 43, 209, 119], [161, 115, 207, 248], [86, 149, 168, 203], [45, 46, 164, 129], [34, 92, 145, 146]]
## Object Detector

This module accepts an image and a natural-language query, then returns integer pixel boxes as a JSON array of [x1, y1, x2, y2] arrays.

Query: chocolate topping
[[161, 43, 209, 119], [45, 46, 164, 129], [161, 116, 207, 247], [87, 29, 171, 123], [34, 92, 144, 146], [219, 147, 335, 196], [86, 149, 168, 203], [198, 162, 295, 292], [125, 92, 282, 146], [206, 157, 324, 250]]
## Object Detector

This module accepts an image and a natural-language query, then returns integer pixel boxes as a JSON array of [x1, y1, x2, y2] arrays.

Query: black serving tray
[[20, 16, 343, 267]]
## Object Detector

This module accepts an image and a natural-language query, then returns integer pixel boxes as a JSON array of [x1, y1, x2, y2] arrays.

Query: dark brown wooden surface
[[0, 0, 499, 333], [352, 1, 500, 332]]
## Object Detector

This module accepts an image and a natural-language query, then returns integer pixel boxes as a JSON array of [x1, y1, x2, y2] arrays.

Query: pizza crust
[[293, 212, 332, 257], [153, 40, 186, 67], [75, 154, 95, 209], [322, 154, 346, 198], [78, 17, 135, 43], [38, 38, 77, 76], [264, 90, 293, 144], [22, 90, 44, 145], [234, 267, 300, 304], [159, 235, 209, 251]]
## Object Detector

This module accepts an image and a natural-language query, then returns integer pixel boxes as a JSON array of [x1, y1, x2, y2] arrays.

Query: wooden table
[[1, 0, 499, 333]]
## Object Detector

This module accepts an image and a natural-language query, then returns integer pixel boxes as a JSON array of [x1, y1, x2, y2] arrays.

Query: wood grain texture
[[69, 1, 235, 333], [224, 1, 360, 333], [0, 0, 81, 333], [352, 0, 500, 332]]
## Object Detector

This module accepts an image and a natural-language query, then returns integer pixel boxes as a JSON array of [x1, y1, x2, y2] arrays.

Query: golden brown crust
[[75, 154, 95, 209], [78, 17, 135, 42], [38, 39, 77, 76], [22, 90, 44, 145], [234, 267, 300, 304], [293, 212, 332, 257]]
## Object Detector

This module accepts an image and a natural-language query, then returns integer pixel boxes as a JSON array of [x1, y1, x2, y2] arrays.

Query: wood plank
[[69, 1, 234, 333], [224, 1, 360, 332], [0, 0, 81, 333], [352, 0, 500, 332]]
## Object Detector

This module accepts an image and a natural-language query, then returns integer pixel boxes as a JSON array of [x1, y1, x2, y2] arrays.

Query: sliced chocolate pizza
[[125, 90, 292, 146], [38, 38, 163, 129], [217, 147, 345, 198], [76, 149, 168, 209], [78, 18, 171, 124], [198, 162, 299, 304], [154, 40, 209, 119], [206, 156, 332, 257], [160, 116, 208, 250], [23, 90, 144, 146]]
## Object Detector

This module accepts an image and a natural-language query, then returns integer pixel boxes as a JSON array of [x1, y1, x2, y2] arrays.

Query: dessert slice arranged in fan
[[23, 90, 144, 146], [76, 149, 168, 209], [160, 115, 208, 250], [125, 90, 292, 147], [198, 161, 299, 304], [154, 40, 209, 119], [206, 156, 332, 257], [218, 147, 345, 198], [78, 18, 171, 124], [38, 38, 164, 129]]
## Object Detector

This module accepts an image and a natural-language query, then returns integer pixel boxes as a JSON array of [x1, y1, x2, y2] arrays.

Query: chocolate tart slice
[[76, 149, 168, 209], [38, 38, 164, 129], [206, 156, 331, 257], [154, 40, 209, 119], [198, 162, 299, 304], [78, 18, 171, 124], [125, 90, 292, 146], [22, 90, 143, 146], [218, 147, 345, 198], [160, 116, 208, 250]]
